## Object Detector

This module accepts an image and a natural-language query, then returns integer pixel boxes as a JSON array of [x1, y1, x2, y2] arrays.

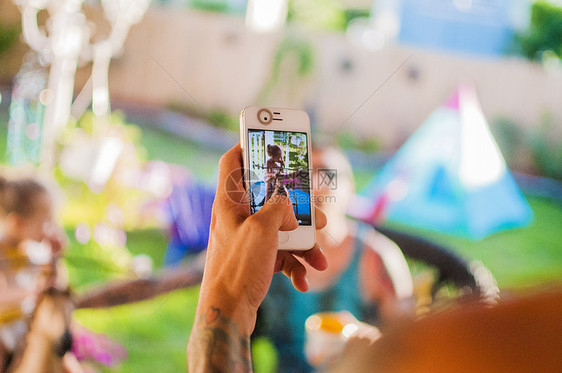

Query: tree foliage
[[0, 23, 20, 56], [516, 0, 562, 60]]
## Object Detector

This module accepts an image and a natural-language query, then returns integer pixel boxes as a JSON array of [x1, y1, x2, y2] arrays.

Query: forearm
[[76, 262, 204, 309], [187, 300, 253, 373], [12, 332, 52, 373]]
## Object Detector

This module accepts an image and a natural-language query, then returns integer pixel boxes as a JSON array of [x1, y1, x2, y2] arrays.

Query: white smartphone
[[240, 106, 315, 250]]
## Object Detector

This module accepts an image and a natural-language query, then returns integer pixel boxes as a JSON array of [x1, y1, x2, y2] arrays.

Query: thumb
[[254, 194, 299, 232]]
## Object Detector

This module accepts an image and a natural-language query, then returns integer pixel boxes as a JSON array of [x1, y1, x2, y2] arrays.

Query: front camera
[[257, 108, 273, 125]]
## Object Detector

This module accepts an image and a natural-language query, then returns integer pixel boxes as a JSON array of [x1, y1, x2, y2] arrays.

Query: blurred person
[[0, 176, 66, 371], [163, 179, 215, 267], [0, 176, 126, 373], [254, 147, 414, 371], [332, 287, 562, 373], [188, 146, 411, 371]]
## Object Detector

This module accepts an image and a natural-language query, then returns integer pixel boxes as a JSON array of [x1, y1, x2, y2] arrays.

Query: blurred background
[[0, 0, 561, 371]]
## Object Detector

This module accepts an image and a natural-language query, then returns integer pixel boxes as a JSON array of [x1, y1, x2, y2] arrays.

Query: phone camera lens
[[257, 109, 273, 125]]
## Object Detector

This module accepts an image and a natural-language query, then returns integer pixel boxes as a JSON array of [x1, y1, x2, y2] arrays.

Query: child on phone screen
[[255, 147, 415, 372], [265, 144, 287, 200]]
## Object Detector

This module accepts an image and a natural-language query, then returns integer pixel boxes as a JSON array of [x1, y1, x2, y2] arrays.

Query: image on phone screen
[[248, 129, 311, 226]]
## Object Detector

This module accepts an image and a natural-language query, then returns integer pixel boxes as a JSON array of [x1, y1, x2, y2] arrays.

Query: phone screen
[[247, 129, 311, 226]]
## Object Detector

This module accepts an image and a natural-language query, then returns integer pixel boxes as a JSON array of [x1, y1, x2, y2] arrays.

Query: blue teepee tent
[[357, 85, 533, 239]]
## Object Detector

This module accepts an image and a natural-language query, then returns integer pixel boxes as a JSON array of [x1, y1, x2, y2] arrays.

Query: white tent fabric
[[356, 85, 533, 239]]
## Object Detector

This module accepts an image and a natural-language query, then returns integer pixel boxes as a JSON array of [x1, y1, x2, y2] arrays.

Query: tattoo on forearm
[[188, 306, 252, 373]]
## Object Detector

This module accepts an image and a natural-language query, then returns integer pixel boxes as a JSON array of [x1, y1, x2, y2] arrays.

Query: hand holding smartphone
[[240, 106, 315, 250]]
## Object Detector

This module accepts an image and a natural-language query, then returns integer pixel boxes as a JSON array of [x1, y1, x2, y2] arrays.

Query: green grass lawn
[[353, 168, 562, 289], [74, 287, 198, 373], [69, 197, 562, 372], [65, 225, 197, 372], [383, 196, 562, 289], [139, 125, 223, 184], [71, 125, 562, 371]]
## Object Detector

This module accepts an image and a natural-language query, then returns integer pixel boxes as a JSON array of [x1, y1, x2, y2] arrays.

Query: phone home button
[[278, 231, 290, 244]]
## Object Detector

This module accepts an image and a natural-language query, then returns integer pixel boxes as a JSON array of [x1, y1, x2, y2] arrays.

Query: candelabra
[[13, 0, 151, 168]]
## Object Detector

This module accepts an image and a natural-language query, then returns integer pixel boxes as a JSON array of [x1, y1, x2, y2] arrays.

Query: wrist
[[189, 296, 254, 372], [27, 327, 56, 345], [196, 284, 257, 336]]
